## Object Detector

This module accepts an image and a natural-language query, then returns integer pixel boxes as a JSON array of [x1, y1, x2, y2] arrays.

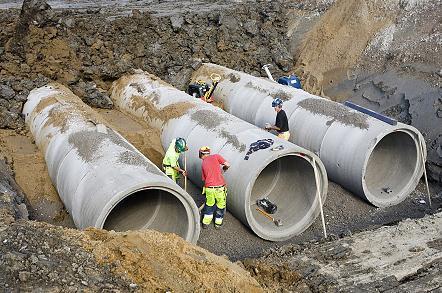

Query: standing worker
[[162, 137, 188, 183], [199, 146, 230, 229], [265, 97, 290, 140]]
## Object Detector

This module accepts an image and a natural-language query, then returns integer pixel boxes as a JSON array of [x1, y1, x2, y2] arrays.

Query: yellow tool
[[202, 73, 222, 103], [255, 207, 283, 227]]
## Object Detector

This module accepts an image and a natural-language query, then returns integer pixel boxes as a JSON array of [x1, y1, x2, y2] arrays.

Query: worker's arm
[[173, 166, 187, 176], [266, 124, 280, 131]]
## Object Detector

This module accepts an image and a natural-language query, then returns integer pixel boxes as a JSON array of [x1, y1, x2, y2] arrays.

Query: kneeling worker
[[162, 137, 188, 183], [199, 146, 230, 229], [265, 97, 290, 140]]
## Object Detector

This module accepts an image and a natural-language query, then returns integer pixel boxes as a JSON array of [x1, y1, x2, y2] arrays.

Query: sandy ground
[[2, 107, 440, 261], [0, 130, 74, 227]]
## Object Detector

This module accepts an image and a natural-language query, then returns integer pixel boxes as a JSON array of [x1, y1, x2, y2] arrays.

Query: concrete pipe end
[[245, 152, 327, 241], [96, 185, 201, 244], [362, 128, 424, 208]]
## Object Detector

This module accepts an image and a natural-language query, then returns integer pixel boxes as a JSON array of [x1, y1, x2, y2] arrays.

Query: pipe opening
[[365, 131, 418, 201], [250, 155, 316, 231], [103, 188, 189, 238]]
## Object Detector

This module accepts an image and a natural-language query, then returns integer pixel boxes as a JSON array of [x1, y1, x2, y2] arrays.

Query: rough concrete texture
[[244, 211, 442, 292], [0, 0, 441, 290]]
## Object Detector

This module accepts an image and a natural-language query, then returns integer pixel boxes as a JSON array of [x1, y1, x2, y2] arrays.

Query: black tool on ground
[[188, 73, 221, 103], [188, 82, 210, 99], [256, 198, 277, 214]]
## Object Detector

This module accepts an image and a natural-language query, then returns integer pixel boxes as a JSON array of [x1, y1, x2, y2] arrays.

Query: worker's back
[[201, 154, 226, 187]]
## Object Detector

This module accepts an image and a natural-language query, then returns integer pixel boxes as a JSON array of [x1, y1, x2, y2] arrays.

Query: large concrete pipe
[[111, 71, 328, 241], [22, 84, 200, 243], [192, 63, 426, 207]]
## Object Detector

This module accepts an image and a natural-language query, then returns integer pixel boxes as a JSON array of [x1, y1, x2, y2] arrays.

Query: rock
[[18, 271, 31, 282], [0, 85, 15, 100], [8, 0, 54, 56], [170, 15, 184, 31], [0, 110, 24, 129], [244, 20, 259, 35], [62, 17, 75, 28]]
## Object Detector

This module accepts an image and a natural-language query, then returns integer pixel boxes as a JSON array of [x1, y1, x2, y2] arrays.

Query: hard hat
[[175, 137, 187, 153], [272, 97, 283, 107], [199, 146, 211, 158]]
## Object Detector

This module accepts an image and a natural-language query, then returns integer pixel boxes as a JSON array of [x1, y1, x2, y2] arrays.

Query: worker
[[199, 146, 230, 229], [162, 137, 188, 183], [265, 97, 290, 140]]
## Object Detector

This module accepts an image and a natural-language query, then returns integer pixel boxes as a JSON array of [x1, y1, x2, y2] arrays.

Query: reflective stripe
[[202, 214, 213, 225], [206, 185, 225, 189], [214, 217, 223, 225]]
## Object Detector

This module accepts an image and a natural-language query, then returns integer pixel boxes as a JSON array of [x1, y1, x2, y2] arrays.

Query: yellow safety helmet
[[199, 146, 211, 158]]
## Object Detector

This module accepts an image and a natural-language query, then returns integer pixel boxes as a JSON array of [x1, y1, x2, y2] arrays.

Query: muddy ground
[[0, 0, 441, 291]]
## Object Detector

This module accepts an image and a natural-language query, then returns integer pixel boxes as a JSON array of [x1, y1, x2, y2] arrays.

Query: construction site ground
[[1, 0, 441, 291], [3, 109, 441, 261]]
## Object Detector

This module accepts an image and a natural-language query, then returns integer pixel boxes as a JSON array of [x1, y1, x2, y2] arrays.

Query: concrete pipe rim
[[362, 128, 423, 208], [95, 183, 200, 244], [245, 151, 324, 241]]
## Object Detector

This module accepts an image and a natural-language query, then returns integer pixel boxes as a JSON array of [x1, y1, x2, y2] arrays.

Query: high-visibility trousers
[[202, 186, 227, 226], [277, 131, 290, 141], [164, 166, 179, 182]]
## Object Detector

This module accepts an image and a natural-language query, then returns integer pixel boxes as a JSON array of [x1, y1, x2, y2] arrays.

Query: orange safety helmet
[[199, 146, 211, 158]]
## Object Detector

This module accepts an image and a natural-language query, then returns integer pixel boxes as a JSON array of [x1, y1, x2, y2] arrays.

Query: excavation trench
[[192, 63, 425, 207], [22, 84, 200, 243], [111, 72, 328, 241]]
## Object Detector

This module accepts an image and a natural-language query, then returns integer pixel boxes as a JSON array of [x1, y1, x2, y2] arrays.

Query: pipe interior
[[250, 155, 316, 230], [365, 131, 417, 200], [103, 189, 189, 238]]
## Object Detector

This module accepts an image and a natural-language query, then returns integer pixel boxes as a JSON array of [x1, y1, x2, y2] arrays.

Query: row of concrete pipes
[[23, 64, 425, 243]]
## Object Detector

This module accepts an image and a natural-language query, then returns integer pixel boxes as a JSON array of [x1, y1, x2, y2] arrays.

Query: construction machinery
[[187, 73, 222, 103]]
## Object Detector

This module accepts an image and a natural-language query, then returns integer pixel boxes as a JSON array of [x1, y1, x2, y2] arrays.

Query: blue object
[[344, 101, 397, 126], [271, 97, 283, 108], [277, 75, 302, 89]]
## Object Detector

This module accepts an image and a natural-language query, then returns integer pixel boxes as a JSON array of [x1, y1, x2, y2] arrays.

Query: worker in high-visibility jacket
[[162, 137, 188, 183], [199, 146, 230, 229]]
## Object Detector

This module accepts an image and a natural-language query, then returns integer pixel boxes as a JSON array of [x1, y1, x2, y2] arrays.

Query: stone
[[0, 85, 15, 100], [18, 271, 31, 282], [170, 15, 184, 31]]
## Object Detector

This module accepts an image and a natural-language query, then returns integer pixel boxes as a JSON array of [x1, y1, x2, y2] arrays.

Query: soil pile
[[0, 0, 315, 129], [1, 0, 439, 182], [0, 158, 262, 292], [295, 0, 441, 184]]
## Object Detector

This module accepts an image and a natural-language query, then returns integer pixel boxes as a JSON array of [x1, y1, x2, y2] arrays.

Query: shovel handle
[[255, 207, 274, 221]]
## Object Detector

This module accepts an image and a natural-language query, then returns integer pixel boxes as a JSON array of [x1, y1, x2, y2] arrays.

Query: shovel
[[255, 207, 283, 227]]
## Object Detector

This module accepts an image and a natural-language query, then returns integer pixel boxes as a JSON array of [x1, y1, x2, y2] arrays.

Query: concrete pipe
[[110, 71, 328, 241], [192, 63, 426, 207], [22, 84, 200, 243]]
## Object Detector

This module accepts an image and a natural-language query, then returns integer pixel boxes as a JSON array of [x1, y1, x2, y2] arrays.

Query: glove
[[222, 165, 229, 171]]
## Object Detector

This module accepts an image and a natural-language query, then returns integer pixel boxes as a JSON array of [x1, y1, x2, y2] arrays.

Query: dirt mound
[[294, 0, 392, 95], [0, 155, 262, 292], [83, 229, 262, 292]]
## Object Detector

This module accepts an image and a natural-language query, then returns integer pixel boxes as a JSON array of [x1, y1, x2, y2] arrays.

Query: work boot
[[214, 224, 222, 230], [202, 223, 209, 229]]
